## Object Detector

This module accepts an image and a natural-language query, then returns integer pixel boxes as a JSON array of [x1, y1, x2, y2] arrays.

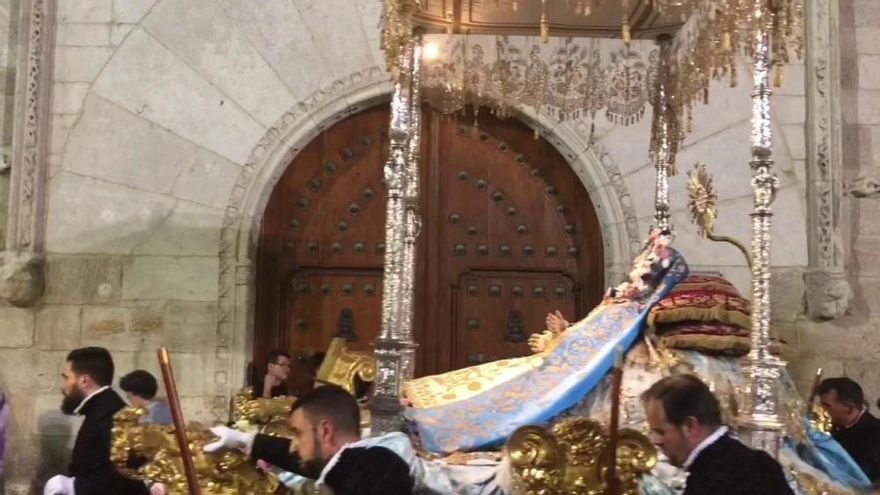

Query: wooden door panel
[[255, 105, 389, 388], [452, 271, 578, 368], [423, 112, 602, 373], [284, 268, 383, 392], [257, 105, 604, 383]]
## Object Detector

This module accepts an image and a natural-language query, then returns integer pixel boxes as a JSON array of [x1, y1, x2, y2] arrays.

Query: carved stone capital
[[0, 251, 45, 307], [803, 268, 852, 320], [845, 176, 880, 199]]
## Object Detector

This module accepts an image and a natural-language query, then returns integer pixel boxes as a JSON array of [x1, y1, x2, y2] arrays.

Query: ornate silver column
[[738, 21, 786, 457], [650, 36, 675, 232], [371, 36, 422, 434], [399, 38, 422, 382], [804, 0, 851, 320]]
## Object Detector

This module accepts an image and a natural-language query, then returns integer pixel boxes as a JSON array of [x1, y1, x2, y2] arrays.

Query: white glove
[[203, 425, 255, 454], [44, 475, 75, 495]]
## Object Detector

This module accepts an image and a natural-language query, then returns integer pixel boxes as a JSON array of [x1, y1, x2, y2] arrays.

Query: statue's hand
[[203, 425, 255, 454], [528, 331, 553, 353], [546, 310, 570, 334]]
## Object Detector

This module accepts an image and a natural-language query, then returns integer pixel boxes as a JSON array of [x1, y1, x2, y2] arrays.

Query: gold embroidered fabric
[[403, 303, 611, 409], [403, 354, 545, 409]]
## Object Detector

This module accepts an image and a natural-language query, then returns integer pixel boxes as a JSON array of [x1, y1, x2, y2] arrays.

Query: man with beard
[[205, 385, 412, 494], [44, 347, 160, 495], [642, 374, 793, 495]]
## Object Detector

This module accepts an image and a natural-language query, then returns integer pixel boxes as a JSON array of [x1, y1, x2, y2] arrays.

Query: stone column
[[804, 0, 852, 320], [0, 0, 53, 307], [371, 36, 422, 435]]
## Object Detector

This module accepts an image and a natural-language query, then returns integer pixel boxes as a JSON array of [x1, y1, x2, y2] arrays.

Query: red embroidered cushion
[[648, 275, 751, 330], [657, 322, 751, 356]]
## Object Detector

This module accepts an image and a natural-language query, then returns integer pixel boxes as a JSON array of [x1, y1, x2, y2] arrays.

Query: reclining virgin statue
[[400, 229, 874, 494], [404, 228, 686, 454]]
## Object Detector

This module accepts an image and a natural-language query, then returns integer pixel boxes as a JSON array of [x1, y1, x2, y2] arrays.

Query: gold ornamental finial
[[686, 163, 752, 269], [686, 162, 718, 237]]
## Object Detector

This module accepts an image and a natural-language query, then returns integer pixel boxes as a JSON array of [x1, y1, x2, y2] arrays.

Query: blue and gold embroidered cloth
[[404, 251, 689, 454]]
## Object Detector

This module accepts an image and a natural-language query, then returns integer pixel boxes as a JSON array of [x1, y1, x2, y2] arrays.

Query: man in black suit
[[44, 347, 156, 495], [641, 374, 793, 495], [205, 385, 413, 494], [818, 377, 880, 484]]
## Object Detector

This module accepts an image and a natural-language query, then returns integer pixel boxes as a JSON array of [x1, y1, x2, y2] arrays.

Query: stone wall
[[0, 0, 874, 493], [1, 1, 388, 492], [785, 0, 880, 407]]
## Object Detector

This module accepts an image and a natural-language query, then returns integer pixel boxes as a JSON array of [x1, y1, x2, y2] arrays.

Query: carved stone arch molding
[[214, 71, 641, 414]]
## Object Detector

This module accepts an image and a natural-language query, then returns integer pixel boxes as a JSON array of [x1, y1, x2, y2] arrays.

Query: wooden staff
[[606, 347, 624, 495], [807, 367, 823, 419], [158, 347, 202, 495]]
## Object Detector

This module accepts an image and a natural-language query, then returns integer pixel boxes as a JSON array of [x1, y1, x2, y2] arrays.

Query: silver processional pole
[[737, 4, 787, 457], [371, 33, 422, 435]]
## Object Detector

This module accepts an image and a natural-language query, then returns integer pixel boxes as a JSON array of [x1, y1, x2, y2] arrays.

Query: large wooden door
[[255, 105, 604, 392]]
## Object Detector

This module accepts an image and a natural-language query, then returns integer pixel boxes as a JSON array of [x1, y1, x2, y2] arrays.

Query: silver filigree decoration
[[372, 37, 423, 434], [650, 37, 674, 232], [421, 35, 657, 126], [738, 28, 785, 459]]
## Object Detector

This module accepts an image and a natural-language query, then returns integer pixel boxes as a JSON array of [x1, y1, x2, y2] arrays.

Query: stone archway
[[213, 67, 642, 413]]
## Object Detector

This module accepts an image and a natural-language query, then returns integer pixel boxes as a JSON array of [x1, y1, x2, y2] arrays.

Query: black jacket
[[251, 434, 413, 495], [831, 410, 880, 484], [69, 388, 149, 495], [684, 434, 793, 495]]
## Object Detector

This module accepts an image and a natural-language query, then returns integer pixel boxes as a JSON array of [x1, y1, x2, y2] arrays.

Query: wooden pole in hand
[[606, 347, 624, 495], [807, 367, 823, 421], [808, 368, 823, 407], [158, 347, 202, 495]]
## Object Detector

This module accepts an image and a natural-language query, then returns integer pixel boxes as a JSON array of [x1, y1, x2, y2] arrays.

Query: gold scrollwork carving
[[508, 417, 657, 495], [232, 387, 296, 425], [112, 407, 280, 495], [316, 338, 377, 397], [111, 339, 377, 493]]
